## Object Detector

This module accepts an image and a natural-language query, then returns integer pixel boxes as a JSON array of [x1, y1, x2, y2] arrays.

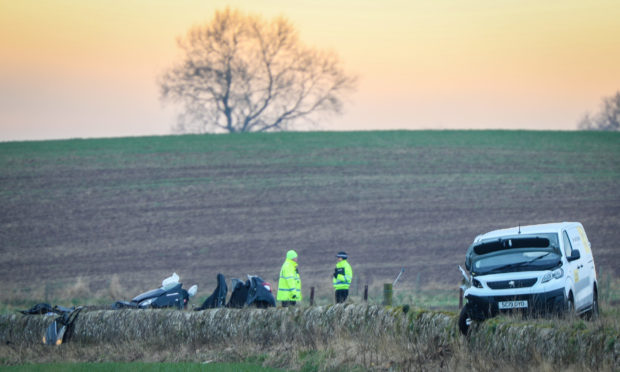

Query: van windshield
[[468, 233, 562, 275], [472, 250, 561, 275]]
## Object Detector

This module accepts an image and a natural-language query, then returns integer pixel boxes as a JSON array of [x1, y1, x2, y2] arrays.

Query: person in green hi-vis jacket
[[333, 251, 353, 303], [277, 250, 302, 307]]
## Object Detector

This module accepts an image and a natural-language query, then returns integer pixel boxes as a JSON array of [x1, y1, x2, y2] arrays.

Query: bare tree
[[160, 8, 357, 134], [578, 91, 620, 131]]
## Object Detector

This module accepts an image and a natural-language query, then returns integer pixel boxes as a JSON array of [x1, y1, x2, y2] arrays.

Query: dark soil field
[[1, 130, 619, 305]]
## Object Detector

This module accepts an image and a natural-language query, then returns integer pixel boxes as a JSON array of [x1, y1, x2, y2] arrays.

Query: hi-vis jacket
[[277, 258, 302, 301], [333, 259, 353, 290]]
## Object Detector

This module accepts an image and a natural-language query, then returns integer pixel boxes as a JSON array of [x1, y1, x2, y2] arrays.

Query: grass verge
[[0, 362, 284, 372]]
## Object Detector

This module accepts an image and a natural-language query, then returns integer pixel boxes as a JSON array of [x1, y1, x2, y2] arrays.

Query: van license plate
[[498, 300, 528, 309]]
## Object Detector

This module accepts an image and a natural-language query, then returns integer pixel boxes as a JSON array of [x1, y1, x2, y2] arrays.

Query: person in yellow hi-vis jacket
[[333, 251, 353, 303], [277, 250, 302, 307]]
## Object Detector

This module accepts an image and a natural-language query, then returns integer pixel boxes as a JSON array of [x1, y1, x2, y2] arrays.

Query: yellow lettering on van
[[574, 269, 579, 283], [577, 227, 591, 254]]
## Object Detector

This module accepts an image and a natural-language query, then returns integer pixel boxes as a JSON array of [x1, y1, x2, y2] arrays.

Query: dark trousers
[[335, 289, 349, 304], [281, 301, 297, 307]]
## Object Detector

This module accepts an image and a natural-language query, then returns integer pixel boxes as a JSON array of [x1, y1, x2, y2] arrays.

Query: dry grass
[[106, 274, 124, 301], [1, 304, 618, 371], [63, 277, 90, 300]]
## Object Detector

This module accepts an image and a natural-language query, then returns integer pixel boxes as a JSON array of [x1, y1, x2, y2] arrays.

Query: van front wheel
[[459, 304, 473, 335]]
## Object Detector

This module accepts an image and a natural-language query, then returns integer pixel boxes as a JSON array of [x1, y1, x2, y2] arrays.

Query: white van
[[459, 222, 598, 335]]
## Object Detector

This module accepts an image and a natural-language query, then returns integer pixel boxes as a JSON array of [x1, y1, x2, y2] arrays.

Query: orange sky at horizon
[[1, 0, 619, 141]]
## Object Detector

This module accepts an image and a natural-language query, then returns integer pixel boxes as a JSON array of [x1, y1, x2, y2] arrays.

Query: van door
[[563, 230, 589, 310], [568, 227, 594, 311]]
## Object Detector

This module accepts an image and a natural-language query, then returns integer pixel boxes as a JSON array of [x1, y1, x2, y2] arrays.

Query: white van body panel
[[467, 269, 566, 296], [563, 225, 595, 310]]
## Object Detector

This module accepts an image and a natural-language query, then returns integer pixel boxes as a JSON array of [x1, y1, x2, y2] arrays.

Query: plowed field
[[1, 131, 619, 303]]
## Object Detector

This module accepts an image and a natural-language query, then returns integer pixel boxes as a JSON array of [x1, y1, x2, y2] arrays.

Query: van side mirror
[[567, 249, 581, 262]]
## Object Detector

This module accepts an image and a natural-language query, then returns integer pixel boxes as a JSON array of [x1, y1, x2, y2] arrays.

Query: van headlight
[[541, 268, 564, 283], [472, 278, 483, 288]]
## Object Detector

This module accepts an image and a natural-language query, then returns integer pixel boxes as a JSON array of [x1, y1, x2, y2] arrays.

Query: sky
[[1, 0, 619, 141]]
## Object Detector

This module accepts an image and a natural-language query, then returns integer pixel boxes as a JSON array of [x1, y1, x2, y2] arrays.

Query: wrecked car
[[113, 273, 198, 310], [195, 274, 275, 310]]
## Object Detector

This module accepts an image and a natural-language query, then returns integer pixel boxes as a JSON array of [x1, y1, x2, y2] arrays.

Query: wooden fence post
[[363, 285, 368, 302], [310, 286, 315, 306], [383, 283, 393, 306]]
